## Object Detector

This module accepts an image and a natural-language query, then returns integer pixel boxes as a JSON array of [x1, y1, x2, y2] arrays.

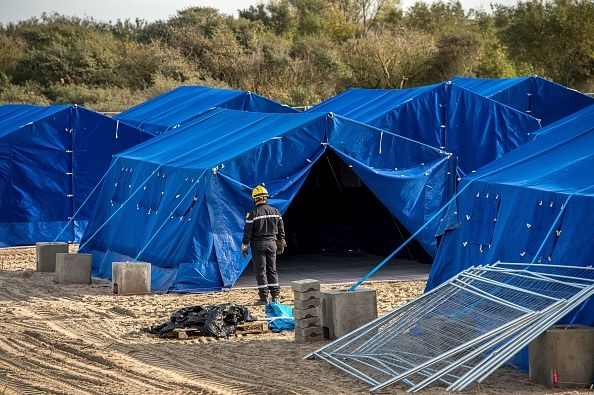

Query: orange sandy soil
[[0, 246, 589, 394]]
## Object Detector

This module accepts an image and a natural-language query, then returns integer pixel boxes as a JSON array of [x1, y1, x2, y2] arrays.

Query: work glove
[[241, 243, 249, 259], [276, 239, 287, 255]]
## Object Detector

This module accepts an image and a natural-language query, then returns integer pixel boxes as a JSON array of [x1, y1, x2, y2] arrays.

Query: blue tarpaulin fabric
[[114, 86, 298, 135], [451, 76, 594, 126], [0, 104, 152, 246], [79, 108, 455, 292], [265, 302, 295, 332], [307, 81, 542, 175], [428, 104, 594, 369]]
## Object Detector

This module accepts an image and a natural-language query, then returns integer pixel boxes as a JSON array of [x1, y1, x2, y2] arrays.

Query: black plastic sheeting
[[142, 303, 256, 338]]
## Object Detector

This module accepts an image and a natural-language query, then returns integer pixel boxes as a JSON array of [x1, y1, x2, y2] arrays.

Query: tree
[[0, 82, 50, 105], [470, 11, 518, 78], [331, 0, 401, 32], [239, 0, 298, 36], [0, 34, 26, 78], [8, 14, 121, 86], [169, 7, 231, 35], [494, 0, 594, 89], [116, 41, 197, 90], [429, 31, 484, 80], [288, 35, 344, 105], [404, 0, 467, 34], [342, 29, 436, 88]]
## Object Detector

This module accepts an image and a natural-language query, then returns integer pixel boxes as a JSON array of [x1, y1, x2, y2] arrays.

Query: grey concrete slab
[[54, 253, 92, 284], [291, 279, 320, 292], [36, 242, 68, 272], [295, 326, 324, 343], [529, 324, 594, 388], [294, 297, 321, 310], [112, 261, 151, 295], [293, 289, 322, 301], [233, 252, 431, 289], [321, 287, 377, 339]]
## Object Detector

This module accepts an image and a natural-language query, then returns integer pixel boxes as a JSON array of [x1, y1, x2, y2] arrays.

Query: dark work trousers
[[251, 239, 280, 299]]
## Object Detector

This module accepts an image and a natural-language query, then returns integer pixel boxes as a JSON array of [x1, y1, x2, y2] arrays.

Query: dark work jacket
[[242, 203, 285, 244]]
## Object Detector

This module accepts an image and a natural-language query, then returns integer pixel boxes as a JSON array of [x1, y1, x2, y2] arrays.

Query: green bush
[[0, 83, 50, 105]]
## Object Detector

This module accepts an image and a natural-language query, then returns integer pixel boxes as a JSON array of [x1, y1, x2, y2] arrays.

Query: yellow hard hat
[[251, 185, 268, 199]]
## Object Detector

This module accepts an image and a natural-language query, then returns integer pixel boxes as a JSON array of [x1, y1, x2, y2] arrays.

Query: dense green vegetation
[[0, 0, 593, 110]]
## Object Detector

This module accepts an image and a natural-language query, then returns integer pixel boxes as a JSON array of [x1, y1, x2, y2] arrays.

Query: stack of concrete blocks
[[54, 253, 92, 284], [112, 261, 152, 295], [292, 279, 324, 343], [36, 242, 69, 272]]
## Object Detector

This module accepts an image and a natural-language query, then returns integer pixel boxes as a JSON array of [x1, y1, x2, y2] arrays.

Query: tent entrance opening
[[282, 150, 431, 262]]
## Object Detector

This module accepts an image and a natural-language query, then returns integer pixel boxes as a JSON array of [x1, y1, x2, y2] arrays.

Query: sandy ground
[[0, 247, 590, 395]]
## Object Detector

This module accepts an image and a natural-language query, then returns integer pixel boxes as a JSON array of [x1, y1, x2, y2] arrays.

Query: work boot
[[271, 295, 279, 303], [254, 298, 268, 306]]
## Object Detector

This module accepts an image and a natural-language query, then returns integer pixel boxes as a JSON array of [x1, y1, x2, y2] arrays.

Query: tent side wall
[[428, 181, 594, 370], [429, 108, 594, 331], [0, 108, 74, 246], [115, 86, 298, 135], [309, 84, 542, 174], [443, 85, 542, 173], [244, 92, 300, 113], [72, 107, 152, 240], [80, 155, 222, 291], [462, 77, 539, 118], [453, 76, 594, 126], [528, 77, 594, 125], [80, 114, 330, 291], [113, 86, 210, 133], [0, 106, 152, 247], [382, 84, 541, 174]]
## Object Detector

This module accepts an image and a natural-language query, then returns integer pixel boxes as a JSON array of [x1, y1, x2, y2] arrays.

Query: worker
[[241, 185, 286, 305]]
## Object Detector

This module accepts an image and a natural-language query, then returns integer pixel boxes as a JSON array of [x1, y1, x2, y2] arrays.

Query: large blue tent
[[79, 108, 456, 292], [428, 104, 594, 330], [307, 81, 542, 175], [451, 76, 594, 126], [114, 86, 299, 135], [0, 104, 152, 246]]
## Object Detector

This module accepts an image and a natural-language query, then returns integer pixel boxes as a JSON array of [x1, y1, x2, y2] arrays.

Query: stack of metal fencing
[[306, 262, 594, 392]]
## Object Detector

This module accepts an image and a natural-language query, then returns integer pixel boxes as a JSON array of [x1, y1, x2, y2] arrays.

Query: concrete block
[[321, 288, 377, 339], [293, 289, 322, 301], [292, 306, 319, 320], [36, 242, 69, 272], [54, 253, 92, 284], [295, 326, 324, 343], [294, 297, 321, 310], [529, 324, 594, 388], [112, 261, 151, 295], [295, 316, 322, 329], [291, 279, 320, 293]]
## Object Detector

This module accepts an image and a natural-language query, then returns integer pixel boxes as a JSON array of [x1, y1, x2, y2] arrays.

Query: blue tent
[[0, 104, 152, 246], [428, 104, 594, 330], [451, 76, 594, 126], [307, 82, 542, 175], [114, 86, 299, 135], [79, 108, 456, 292]]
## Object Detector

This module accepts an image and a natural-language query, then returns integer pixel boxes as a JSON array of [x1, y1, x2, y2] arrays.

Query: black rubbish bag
[[142, 303, 255, 338]]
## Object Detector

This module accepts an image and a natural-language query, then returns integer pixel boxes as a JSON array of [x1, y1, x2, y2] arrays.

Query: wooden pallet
[[235, 321, 268, 335], [173, 328, 202, 339], [172, 321, 268, 339]]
